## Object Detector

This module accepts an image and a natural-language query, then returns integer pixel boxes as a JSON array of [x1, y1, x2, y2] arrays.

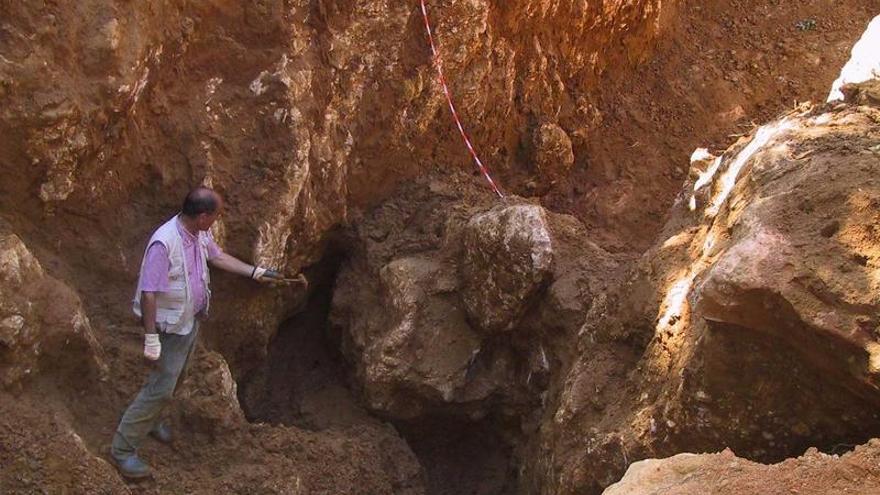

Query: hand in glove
[[144, 333, 161, 361], [251, 266, 284, 283]]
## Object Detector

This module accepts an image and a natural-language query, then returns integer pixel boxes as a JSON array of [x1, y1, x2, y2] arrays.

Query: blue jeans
[[111, 324, 199, 460]]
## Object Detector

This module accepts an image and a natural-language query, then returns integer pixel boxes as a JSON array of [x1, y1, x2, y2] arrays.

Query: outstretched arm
[[204, 233, 289, 282], [208, 251, 257, 278], [208, 251, 285, 282]]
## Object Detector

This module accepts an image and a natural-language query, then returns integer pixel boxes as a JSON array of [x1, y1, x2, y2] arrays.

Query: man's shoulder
[[146, 239, 168, 252], [146, 216, 181, 245]]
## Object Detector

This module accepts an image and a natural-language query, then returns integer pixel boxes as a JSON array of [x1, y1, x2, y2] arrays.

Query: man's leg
[[110, 325, 199, 461]]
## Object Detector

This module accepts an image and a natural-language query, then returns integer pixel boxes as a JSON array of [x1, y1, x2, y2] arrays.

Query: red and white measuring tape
[[419, 0, 505, 198]]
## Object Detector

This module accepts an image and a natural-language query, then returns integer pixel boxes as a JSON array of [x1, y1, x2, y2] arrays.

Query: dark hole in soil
[[396, 416, 518, 495], [237, 249, 360, 430], [237, 249, 519, 494]]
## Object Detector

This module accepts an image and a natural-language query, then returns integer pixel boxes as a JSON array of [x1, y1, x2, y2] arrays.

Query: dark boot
[[112, 453, 152, 479]]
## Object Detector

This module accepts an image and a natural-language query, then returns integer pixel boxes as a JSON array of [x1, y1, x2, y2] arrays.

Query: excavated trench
[[3, 0, 880, 492], [233, 239, 880, 495], [237, 252, 518, 494]]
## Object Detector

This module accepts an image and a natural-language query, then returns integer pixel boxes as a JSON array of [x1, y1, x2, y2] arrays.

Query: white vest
[[132, 215, 212, 335]]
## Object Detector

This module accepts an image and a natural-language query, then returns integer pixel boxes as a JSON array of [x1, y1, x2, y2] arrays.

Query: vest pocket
[[159, 313, 181, 325], [168, 265, 184, 281]]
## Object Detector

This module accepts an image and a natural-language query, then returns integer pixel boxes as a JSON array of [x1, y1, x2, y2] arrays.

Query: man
[[110, 187, 296, 478]]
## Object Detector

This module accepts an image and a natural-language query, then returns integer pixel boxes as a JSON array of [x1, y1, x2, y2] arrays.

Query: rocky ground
[[604, 441, 880, 495], [1, 0, 879, 494]]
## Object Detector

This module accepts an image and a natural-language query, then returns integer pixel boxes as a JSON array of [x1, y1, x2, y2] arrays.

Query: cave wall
[[0, 0, 666, 371]]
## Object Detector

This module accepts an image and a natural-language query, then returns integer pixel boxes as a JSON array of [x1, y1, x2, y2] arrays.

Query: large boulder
[[331, 175, 620, 425], [525, 82, 880, 494], [0, 222, 105, 389], [336, 254, 484, 418], [461, 204, 554, 335]]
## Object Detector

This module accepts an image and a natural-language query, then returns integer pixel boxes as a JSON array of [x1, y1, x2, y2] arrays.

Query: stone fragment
[[532, 122, 575, 187], [178, 349, 246, 435], [460, 204, 554, 334]]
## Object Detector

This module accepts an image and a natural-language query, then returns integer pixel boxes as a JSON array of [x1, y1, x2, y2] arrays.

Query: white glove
[[251, 266, 267, 280], [144, 333, 161, 361]]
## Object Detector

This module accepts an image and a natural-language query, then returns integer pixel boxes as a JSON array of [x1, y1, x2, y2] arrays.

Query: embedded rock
[[841, 78, 880, 106], [177, 348, 247, 435], [461, 204, 554, 335], [331, 176, 621, 428], [0, 222, 105, 389], [329, 179, 503, 419], [336, 254, 483, 418], [532, 122, 575, 188]]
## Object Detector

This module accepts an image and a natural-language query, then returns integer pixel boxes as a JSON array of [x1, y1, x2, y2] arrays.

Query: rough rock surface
[[330, 174, 621, 424], [523, 81, 880, 494], [461, 204, 554, 335], [603, 442, 880, 495], [0, 221, 105, 389], [1, 0, 879, 493]]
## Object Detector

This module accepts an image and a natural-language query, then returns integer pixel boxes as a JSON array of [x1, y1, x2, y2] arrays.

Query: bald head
[[181, 187, 221, 218]]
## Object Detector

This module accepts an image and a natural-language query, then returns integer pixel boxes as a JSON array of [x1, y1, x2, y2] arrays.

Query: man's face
[[197, 196, 223, 231]]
